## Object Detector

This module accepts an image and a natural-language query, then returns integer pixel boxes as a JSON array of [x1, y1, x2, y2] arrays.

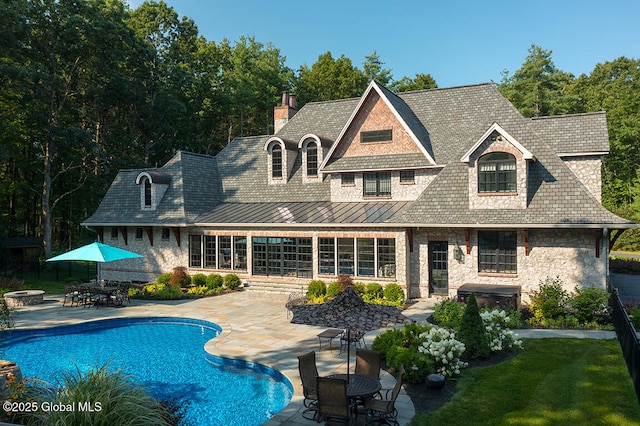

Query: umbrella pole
[[347, 328, 350, 383]]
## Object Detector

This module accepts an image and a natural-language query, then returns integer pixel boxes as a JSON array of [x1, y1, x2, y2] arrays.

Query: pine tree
[[458, 294, 490, 359]]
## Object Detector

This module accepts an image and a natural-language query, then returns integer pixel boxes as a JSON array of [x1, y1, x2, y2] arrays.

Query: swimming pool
[[2, 317, 293, 426]]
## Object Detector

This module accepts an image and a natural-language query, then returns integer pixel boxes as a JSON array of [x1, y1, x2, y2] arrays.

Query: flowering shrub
[[480, 309, 523, 352], [418, 326, 467, 378]]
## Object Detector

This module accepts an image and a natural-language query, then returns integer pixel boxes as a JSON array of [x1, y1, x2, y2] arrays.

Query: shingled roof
[[83, 82, 634, 230]]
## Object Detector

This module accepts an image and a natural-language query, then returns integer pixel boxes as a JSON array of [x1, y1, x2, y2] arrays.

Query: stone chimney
[[274, 91, 297, 134]]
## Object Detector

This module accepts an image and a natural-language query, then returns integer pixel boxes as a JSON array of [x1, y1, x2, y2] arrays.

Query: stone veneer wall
[[562, 156, 603, 202], [330, 169, 438, 202], [410, 227, 606, 304]]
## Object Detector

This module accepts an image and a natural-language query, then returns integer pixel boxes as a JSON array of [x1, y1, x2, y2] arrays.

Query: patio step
[[242, 280, 307, 295]]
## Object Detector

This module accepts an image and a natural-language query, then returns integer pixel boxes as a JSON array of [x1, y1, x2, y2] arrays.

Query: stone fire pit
[[3, 290, 45, 307]]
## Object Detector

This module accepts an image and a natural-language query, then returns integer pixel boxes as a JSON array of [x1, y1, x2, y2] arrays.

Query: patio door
[[429, 241, 448, 295]]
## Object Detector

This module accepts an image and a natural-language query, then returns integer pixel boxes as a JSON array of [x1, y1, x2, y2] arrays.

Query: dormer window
[[271, 145, 283, 179], [307, 144, 318, 177], [136, 171, 171, 210], [478, 152, 516, 193], [364, 172, 391, 197], [143, 178, 152, 207]]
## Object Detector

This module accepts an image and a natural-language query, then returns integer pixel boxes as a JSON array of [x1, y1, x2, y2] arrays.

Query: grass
[[409, 338, 640, 426]]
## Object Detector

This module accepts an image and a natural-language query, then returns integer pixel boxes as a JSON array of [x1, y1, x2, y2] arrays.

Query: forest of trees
[[1, 0, 639, 257]]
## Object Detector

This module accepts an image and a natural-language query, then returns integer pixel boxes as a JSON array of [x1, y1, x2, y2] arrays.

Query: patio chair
[[365, 364, 404, 425], [298, 351, 319, 420], [316, 377, 355, 425], [355, 348, 381, 380], [62, 285, 80, 307], [340, 329, 366, 354]]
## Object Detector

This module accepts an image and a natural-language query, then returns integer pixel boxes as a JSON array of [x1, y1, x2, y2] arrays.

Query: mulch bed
[[400, 351, 516, 414]]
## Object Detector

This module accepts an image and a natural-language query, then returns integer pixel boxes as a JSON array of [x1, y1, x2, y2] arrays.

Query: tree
[[457, 294, 490, 359], [363, 50, 392, 85], [498, 44, 580, 118], [391, 73, 438, 92], [573, 57, 640, 209], [294, 52, 367, 106]]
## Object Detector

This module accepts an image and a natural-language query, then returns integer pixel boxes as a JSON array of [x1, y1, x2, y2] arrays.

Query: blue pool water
[[2, 317, 293, 426]]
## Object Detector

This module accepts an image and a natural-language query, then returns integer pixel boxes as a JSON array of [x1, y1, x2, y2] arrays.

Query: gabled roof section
[[319, 80, 436, 170], [460, 122, 535, 163]]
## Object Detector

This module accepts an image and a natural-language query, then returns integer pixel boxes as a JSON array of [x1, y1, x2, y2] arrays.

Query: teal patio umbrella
[[46, 242, 143, 281]]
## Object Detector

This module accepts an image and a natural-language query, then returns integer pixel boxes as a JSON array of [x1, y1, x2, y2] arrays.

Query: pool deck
[[5, 291, 438, 425]]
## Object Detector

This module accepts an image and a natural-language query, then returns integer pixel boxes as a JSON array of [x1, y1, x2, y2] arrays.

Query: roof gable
[[460, 122, 535, 163], [319, 81, 436, 170]]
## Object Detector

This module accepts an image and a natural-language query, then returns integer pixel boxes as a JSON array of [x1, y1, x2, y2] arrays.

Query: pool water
[[2, 317, 293, 426]]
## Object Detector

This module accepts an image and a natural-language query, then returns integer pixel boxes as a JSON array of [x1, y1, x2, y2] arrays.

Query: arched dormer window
[[478, 152, 516, 193], [306, 143, 318, 177], [143, 178, 152, 207], [271, 145, 283, 179]]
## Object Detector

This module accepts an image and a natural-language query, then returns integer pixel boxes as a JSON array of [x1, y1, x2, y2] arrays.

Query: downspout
[[603, 228, 609, 291]]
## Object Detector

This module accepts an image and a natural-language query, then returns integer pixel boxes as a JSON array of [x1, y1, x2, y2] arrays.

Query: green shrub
[[630, 308, 640, 330], [157, 273, 172, 285], [371, 328, 404, 358], [569, 285, 610, 323], [26, 364, 171, 425], [386, 346, 434, 383], [529, 276, 569, 322], [353, 282, 365, 295], [401, 322, 433, 349], [157, 284, 183, 300], [223, 273, 241, 290], [191, 273, 207, 286], [433, 298, 466, 331], [458, 294, 490, 359], [326, 282, 341, 297], [307, 280, 326, 298], [187, 285, 213, 296], [384, 283, 405, 303], [169, 266, 191, 287], [365, 283, 383, 299], [206, 273, 224, 289]]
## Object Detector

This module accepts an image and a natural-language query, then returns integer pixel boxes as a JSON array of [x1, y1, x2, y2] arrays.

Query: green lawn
[[410, 338, 640, 426]]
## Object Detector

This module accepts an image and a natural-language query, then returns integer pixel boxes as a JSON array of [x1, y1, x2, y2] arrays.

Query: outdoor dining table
[[326, 373, 381, 400], [83, 284, 122, 307]]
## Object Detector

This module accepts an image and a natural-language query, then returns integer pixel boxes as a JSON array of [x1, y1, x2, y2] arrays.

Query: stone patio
[[4, 290, 437, 425]]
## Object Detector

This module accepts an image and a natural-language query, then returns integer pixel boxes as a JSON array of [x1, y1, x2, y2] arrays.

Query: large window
[[271, 145, 283, 179], [478, 231, 517, 274], [252, 237, 312, 278], [306, 143, 318, 177], [190, 235, 247, 271], [319, 237, 396, 278], [478, 152, 516, 193], [363, 172, 391, 197]]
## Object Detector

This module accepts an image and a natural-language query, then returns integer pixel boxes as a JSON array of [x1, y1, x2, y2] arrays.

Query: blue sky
[[128, 0, 640, 88]]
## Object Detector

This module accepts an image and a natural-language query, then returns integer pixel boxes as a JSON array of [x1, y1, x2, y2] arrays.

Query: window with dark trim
[[478, 231, 517, 274], [234, 236, 247, 270], [400, 170, 415, 184], [271, 145, 283, 179], [361, 129, 392, 143], [306, 143, 318, 177], [357, 238, 375, 277], [143, 178, 152, 207], [204, 236, 216, 268], [341, 173, 355, 186], [135, 228, 143, 240], [110, 228, 118, 239], [189, 235, 202, 268], [318, 237, 396, 278], [219, 236, 232, 269], [252, 237, 312, 278], [478, 152, 516, 193], [161, 228, 170, 240], [363, 172, 391, 197], [319, 238, 335, 275]]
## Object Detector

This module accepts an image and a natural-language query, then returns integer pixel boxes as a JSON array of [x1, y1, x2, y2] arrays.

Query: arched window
[[143, 178, 152, 207], [271, 145, 283, 179], [306, 143, 318, 177], [478, 152, 516, 193]]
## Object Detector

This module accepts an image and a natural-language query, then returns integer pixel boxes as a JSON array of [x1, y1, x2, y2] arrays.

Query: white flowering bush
[[480, 309, 523, 352], [418, 326, 467, 378]]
